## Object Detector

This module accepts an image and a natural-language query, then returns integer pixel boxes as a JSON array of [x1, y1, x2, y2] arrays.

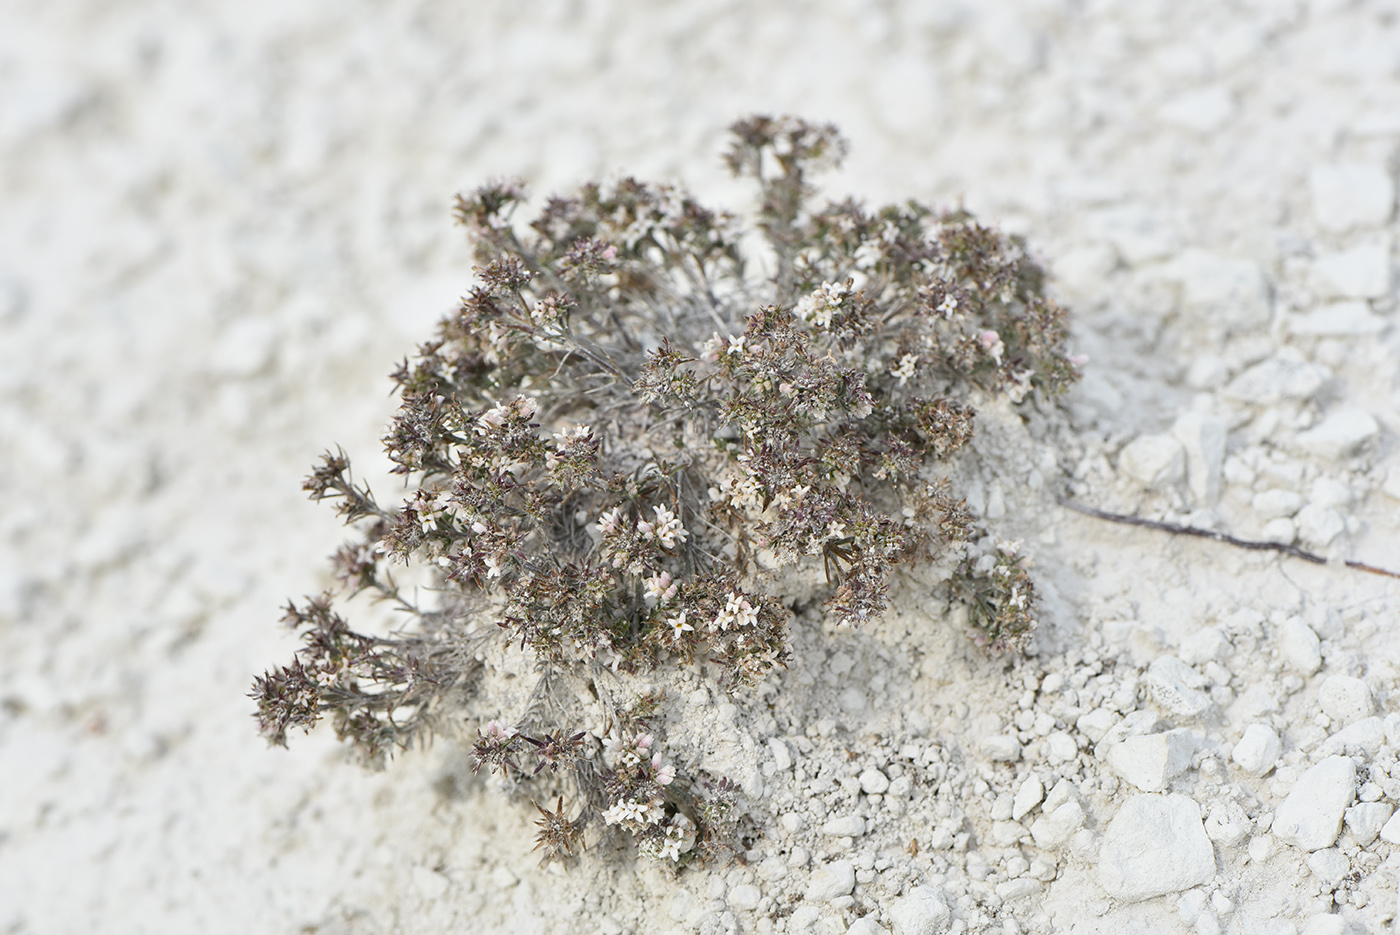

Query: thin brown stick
[[1059, 498, 1400, 581]]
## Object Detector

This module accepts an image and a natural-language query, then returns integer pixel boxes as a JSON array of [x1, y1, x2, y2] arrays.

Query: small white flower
[[890, 353, 918, 386], [727, 334, 745, 357], [936, 294, 959, 317], [667, 611, 693, 640], [652, 753, 676, 786], [597, 507, 624, 536], [979, 330, 1005, 366], [483, 554, 505, 579], [643, 571, 678, 605], [652, 505, 688, 549]]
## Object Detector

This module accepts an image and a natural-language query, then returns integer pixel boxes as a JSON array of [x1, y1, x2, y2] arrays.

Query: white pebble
[[1172, 412, 1227, 504], [1204, 801, 1252, 847], [1223, 350, 1327, 406], [728, 883, 761, 911], [1295, 504, 1345, 548], [846, 918, 890, 935], [780, 813, 805, 834], [820, 815, 867, 837], [982, 734, 1022, 762], [1043, 732, 1079, 765], [1301, 915, 1348, 935], [1290, 300, 1386, 336], [1076, 709, 1120, 743], [1272, 756, 1357, 851], [1308, 163, 1395, 231], [887, 885, 950, 935], [1119, 433, 1185, 489], [769, 738, 793, 771], [1012, 774, 1045, 821], [1251, 489, 1304, 520], [994, 879, 1039, 901], [1105, 729, 1198, 793], [859, 768, 890, 795], [1276, 617, 1322, 675], [805, 860, 856, 901], [1097, 794, 1215, 902], [1304, 848, 1350, 889], [1231, 724, 1281, 776], [1318, 675, 1375, 725], [1179, 627, 1232, 665], [1312, 236, 1392, 299], [1379, 810, 1400, 844], [1030, 800, 1085, 849], [1296, 408, 1379, 461], [1145, 656, 1212, 718], [1315, 716, 1384, 758], [1344, 802, 1392, 846]]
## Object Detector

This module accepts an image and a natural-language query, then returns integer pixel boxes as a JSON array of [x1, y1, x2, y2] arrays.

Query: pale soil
[[3, 2, 1400, 933]]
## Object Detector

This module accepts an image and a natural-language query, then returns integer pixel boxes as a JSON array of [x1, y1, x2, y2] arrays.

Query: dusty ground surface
[[5, 1, 1400, 932]]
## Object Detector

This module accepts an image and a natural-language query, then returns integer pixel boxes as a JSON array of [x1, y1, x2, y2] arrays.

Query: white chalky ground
[[4, 1, 1400, 933]]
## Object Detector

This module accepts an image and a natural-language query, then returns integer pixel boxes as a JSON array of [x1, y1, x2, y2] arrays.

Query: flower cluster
[[255, 116, 1078, 864]]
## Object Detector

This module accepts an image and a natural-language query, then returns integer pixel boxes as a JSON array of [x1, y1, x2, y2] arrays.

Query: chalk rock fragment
[[1223, 350, 1327, 406], [1106, 729, 1198, 792], [1309, 163, 1395, 231], [1252, 489, 1303, 520], [1295, 505, 1345, 548], [1313, 236, 1392, 299], [805, 860, 856, 901], [1097, 794, 1215, 902], [1379, 809, 1400, 845], [1162, 249, 1269, 329], [847, 918, 891, 935], [981, 735, 1022, 762], [1146, 656, 1211, 718], [1272, 756, 1356, 851], [1300, 915, 1351, 935], [1030, 800, 1085, 849], [820, 815, 867, 837], [1290, 300, 1386, 336], [1276, 617, 1322, 674], [1306, 848, 1350, 889], [1316, 717, 1384, 758], [1119, 433, 1185, 489], [1172, 412, 1227, 503], [1204, 800, 1251, 847], [1231, 724, 1281, 776], [1318, 675, 1375, 725], [859, 768, 890, 795], [1345, 802, 1392, 846], [887, 885, 950, 935], [1076, 708, 1120, 743], [1179, 627, 1232, 666], [728, 884, 761, 911], [1296, 408, 1379, 461], [1012, 774, 1045, 821]]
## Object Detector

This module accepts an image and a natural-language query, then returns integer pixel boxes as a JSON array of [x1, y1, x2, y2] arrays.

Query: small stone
[[1318, 676, 1375, 725], [1305, 848, 1350, 889], [1204, 801, 1252, 847], [1309, 163, 1395, 231], [1261, 517, 1296, 544], [1295, 504, 1345, 548], [1030, 800, 1086, 849], [1290, 300, 1386, 336], [1106, 729, 1198, 793], [887, 885, 950, 935], [1119, 433, 1186, 489], [1076, 709, 1120, 743], [1272, 756, 1357, 851], [859, 768, 890, 795], [1179, 627, 1232, 666], [1252, 489, 1304, 520], [1029, 858, 1057, 881], [991, 820, 1026, 847], [780, 813, 805, 834], [790, 906, 823, 932], [846, 918, 891, 935], [1146, 656, 1212, 718], [1172, 412, 1227, 503], [805, 860, 856, 901], [1012, 774, 1045, 821], [1044, 732, 1079, 765], [982, 735, 1022, 762], [994, 879, 1039, 901], [1344, 802, 1392, 846], [1224, 350, 1328, 406], [1315, 717, 1384, 758], [1097, 794, 1215, 902], [1313, 236, 1392, 299], [728, 883, 761, 911], [769, 738, 793, 771], [757, 857, 787, 882], [1231, 724, 1281, 776], [1296, 409, 1379, 461], [1378, 810, 1400, 844], [1276, 617, 1322, 675], [820, 815, 867, 837], [1300, 916, 1348, 935], [1160, 87, 1236, 134]]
